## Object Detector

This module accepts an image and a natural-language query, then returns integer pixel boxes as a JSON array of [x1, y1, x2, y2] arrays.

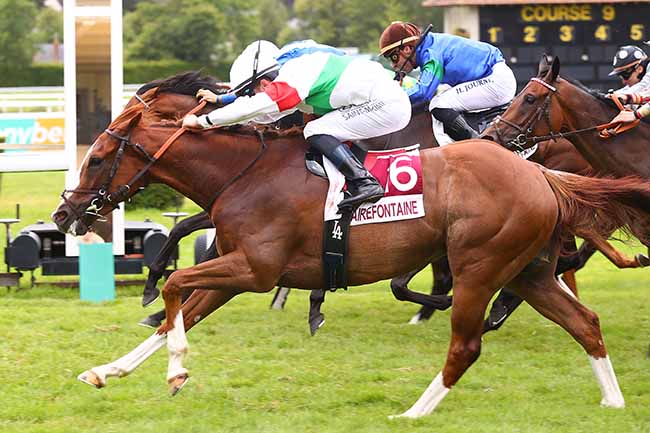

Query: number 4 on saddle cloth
[[306, 144, 425, 291]]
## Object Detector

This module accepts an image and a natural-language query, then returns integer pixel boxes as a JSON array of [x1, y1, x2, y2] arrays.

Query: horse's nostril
[[52, 210, 68, 224], [481, 134, 495, 142]]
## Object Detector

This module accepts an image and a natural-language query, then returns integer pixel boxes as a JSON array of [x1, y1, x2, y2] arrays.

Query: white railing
[[0, 85, 141, 113]]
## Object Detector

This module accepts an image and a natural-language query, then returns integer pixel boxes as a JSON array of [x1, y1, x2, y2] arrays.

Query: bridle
[[492, 77, 558, 151], [60, 93, 269, 231], [60, 97, 206, 228], [493, 76, 640, 152]]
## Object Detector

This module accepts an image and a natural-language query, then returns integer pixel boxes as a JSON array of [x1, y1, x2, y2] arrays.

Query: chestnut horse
[[52, 73, 650, 415]]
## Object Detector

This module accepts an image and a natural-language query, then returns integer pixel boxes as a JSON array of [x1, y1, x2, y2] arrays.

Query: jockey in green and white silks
[[183, 40, 411, 212], [379, 22, 517, 145]]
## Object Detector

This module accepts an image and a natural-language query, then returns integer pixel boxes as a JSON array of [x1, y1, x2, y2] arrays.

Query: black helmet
[[609, 45, 647, 76]]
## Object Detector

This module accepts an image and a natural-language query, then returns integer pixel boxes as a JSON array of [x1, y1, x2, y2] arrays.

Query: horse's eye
[[525, 94, 536, 104], [89, 157, 103, 167]]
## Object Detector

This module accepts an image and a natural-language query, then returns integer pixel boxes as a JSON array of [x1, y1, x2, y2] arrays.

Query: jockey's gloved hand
[[196, 88, 237, 107]]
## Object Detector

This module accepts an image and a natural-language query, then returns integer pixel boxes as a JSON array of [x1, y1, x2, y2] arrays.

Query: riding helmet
[[609, 45, 648, 76]]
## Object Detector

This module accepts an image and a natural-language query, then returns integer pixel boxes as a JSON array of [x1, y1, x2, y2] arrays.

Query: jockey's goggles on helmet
[[383, 48, 401, 63], [618, 67, 636, 80]]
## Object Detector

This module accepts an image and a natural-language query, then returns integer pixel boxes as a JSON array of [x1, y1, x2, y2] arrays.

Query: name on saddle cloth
[[324, 144, 425, 226]]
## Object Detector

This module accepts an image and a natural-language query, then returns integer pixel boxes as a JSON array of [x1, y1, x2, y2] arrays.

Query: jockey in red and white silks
[[183, 40, 411, 211]]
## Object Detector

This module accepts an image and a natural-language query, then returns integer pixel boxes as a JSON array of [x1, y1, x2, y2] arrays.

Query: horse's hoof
[[309, 314, 325, 336], [168, 373, 189, 396], [408, 312, 423, 325], [635, 254, 650, 267], [600, 397, 625, 408], [142, 287, 160, 307], [138, 316, 162, 329], [78, 370, 105, 389]]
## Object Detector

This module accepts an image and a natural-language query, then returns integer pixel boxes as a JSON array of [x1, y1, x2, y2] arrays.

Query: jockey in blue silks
[[379, 22, 517, 145]]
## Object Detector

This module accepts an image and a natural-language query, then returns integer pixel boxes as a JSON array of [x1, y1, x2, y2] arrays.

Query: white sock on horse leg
[[556, 276, 577, 299], [589, 355, 625, 408], [87, 332, 167, 384], [167, 310, 189, 381], [390, 372, 450, 419]]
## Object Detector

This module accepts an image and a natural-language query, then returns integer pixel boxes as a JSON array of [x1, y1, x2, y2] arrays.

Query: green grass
[[1, 172, 650, 433]]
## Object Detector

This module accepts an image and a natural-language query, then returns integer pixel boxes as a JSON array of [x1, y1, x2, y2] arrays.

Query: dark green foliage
[[124, 59, 227, 84], [126, 184, 184, 210], [0, 0, 38, 68]]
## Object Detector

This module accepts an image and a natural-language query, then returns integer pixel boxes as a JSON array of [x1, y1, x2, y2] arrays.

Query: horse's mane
[[134, 71, 305, 138], [137, 71, 229, 97], [563, 77, 618, 109]]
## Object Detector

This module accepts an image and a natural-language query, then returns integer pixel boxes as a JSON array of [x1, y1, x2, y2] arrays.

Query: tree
[[33, 6, 62, 44], [0, 0, 38, 68], [124, 0, 227, 67]]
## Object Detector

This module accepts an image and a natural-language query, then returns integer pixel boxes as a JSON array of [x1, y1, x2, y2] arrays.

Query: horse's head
[[484, 55, 566, 150], [52, 71, 222, 235]]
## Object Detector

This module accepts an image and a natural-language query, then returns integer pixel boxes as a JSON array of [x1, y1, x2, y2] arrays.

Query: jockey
[[183, 40, 411, 211], [379, 21, 516, 145], [608, 45, 650, 124]]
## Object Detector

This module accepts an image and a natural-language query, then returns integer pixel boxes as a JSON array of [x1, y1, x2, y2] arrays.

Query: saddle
[[464, 104, 509, 135]]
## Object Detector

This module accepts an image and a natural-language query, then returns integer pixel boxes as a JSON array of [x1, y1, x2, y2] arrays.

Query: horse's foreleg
[[142, 211, 213, 306], [393, 283, 493, 418], [78, 288, 233, 390], [78, 332, 167, 388], [509, 274, 624, 408], [157, 250, 275, 394], [410, 258, 454, 324]]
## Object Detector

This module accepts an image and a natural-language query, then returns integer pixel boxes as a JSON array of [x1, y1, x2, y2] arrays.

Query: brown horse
[[485, 56, 650, 253], [52, 73, 650, 415]]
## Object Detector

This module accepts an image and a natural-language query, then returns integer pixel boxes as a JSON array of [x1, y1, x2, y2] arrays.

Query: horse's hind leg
[[393, 282, 493, 418], [508, 273, 624, 408]]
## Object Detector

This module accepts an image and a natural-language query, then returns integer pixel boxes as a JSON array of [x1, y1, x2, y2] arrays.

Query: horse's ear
[[549, 56, 561, 82], [127, 112, 143, 130], [537, 54, 550, 76]]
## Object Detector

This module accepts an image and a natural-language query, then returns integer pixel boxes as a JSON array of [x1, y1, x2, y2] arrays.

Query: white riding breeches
[[429, 61, 517, 145], [303, 80, 411, 141]]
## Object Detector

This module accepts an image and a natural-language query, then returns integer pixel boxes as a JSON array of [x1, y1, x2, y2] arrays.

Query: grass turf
[[1, 171, 649, 433]]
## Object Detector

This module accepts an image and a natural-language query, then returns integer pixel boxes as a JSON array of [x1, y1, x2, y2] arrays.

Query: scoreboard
[[479, 3, 650, 90]]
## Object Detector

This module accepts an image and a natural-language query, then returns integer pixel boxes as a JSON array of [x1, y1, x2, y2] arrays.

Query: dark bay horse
[[52, 73, 650, 415]]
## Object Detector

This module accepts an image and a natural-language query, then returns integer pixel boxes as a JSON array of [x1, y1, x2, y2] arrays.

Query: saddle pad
[[324, 144, 425, 226]]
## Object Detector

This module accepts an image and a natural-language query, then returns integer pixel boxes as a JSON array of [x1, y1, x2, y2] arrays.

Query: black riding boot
[[307, 134, 384, 212], [431, 107, 479, 141]]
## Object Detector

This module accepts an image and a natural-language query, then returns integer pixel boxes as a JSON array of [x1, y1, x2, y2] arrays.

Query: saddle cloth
[[324, 144, 425, 225]]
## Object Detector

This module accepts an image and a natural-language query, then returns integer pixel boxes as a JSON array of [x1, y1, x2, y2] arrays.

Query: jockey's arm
[[197, 81, 302, 128], [405, 60, 444, 105], [636, 102, 650, 119]]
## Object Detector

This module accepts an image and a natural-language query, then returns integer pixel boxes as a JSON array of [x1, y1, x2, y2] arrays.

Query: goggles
[[618, 67, 636, 80], [383, 48, 401, 63]]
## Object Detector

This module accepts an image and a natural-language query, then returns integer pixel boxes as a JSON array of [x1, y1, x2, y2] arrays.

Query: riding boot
[[306, 134, 384, 212], [431, 107, 479, 141]]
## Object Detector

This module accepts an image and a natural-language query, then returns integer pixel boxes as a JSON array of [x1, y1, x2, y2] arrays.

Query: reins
[[496, 78, 642, 151]]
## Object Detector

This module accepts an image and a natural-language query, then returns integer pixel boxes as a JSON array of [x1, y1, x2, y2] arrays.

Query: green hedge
[[0, 60, 228, 87], [126, 183, 184, 210]]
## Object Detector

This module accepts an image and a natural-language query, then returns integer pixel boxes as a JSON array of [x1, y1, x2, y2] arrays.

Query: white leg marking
[[408, 312, 422, 325], [271, 287, 290, 310], [589, 355, 625, 408], [557, 276, 577, 299], [79, 332, 167, 386], [390, 372, 450, 419], [167, 310, 189, 381]]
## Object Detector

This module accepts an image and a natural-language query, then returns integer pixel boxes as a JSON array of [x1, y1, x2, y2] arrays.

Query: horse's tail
[[541, 168, 650, 243]]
